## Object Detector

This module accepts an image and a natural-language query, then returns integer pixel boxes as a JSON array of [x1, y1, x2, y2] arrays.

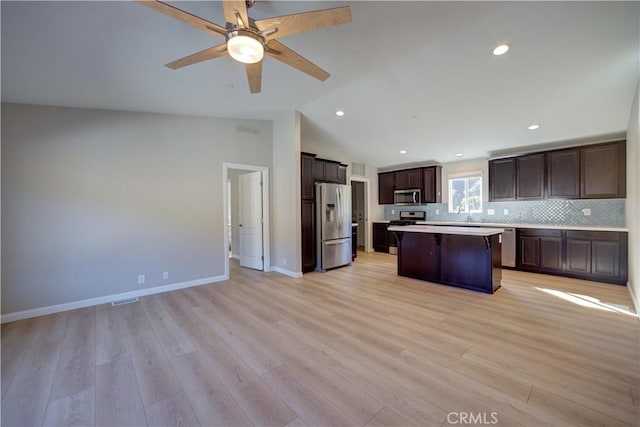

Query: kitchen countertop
[[373, 219, 626, 232], [388, 225, 504, 236], [415, 221, 628, 232]]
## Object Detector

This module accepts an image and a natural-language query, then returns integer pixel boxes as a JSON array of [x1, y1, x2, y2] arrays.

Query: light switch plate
[[503, 209, 509, 215], [487, 209, 495, 215], [582, 208, 591, 216]]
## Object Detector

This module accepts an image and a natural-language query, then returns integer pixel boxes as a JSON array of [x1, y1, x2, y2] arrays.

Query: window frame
[[448, 171, 483, 214]]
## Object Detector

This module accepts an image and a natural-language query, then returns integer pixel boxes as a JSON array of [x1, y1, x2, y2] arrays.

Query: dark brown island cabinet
[[489, 140, 626, 201], [300, 152, 349, 273], [391, 225, 503, 294], [516, 228, 628, 285]]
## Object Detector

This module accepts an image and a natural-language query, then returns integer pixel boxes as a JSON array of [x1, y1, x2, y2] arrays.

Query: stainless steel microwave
[[394, 189, 421, 205]]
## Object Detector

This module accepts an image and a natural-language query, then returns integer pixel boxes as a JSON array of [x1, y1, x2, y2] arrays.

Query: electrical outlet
[[163, 271, 169, 280], [503, 209, 509, 215], [137, 275, 145, 285], [582, 208, 591, 216], [391, 209, 395, 215], [435, 209, 440, 215], [487, 209, 495, 215]]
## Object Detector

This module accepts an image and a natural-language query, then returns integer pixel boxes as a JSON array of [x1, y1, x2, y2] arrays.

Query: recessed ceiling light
[[335, 110, 345, 117], [400, 150, 407, 154], [455, 153, 463, 157], [493, 44, 509, 56], [528, 124, 540, 130]]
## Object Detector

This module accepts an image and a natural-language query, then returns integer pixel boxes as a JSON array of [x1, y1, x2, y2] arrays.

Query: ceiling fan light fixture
[[226, 30, 264, 64]]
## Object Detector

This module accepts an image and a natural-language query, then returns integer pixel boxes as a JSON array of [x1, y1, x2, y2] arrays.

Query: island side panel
[[491, 234, 503, 293], [440, 234, 497, 293]]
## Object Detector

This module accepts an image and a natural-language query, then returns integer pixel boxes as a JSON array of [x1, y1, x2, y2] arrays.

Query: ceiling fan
[[136, 0, 352, 94]]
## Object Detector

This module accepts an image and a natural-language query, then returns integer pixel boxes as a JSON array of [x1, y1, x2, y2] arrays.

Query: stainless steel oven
[[388, 211, 426, 254]]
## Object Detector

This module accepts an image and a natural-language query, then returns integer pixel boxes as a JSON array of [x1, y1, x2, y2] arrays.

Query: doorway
[[350, 177, 371, 253], [223, 163, 271, 279]]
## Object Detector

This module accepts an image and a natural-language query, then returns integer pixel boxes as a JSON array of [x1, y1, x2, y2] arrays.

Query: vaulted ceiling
[[2, 1, 638, 167]]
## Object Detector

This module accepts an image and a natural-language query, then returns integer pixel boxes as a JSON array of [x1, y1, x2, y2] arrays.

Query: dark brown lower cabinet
[[517, 229, 563, 273], [373, 222, 389, 252], [565, 231, 627, 283], [517, 228, 627, 285]]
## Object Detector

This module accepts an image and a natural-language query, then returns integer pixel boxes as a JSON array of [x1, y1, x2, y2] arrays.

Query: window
[[448, 173, 482, 213]]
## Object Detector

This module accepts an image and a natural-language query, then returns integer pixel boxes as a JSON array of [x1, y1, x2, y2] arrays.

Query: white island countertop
[[388, 225, 504, 236]]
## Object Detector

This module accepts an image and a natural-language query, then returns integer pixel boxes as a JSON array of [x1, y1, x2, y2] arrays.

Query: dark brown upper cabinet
[[516, 153, 545, 200], [489, 158, 516, 201], [422, 166, 442, 203], [546, 148, 580, 199], [395, 169, 422, 190], [324, 160, 340, 183], [580, 141, 626, 198], [313, 159, 326, 182], [491, 140, 626, 201], [301, 153, 316, 200], [337, 164, 347, 185], [378, 172, 395, 204]]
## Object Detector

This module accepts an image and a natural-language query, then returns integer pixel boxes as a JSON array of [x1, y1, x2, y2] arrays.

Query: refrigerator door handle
[[325, 238, 350, 245], [337, 187, 342, 235]]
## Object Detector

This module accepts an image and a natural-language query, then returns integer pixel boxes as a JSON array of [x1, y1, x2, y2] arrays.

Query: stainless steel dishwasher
[[501, 228, 516, 267]]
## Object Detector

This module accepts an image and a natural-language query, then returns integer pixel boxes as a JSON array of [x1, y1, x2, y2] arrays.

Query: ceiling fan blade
[[254, 6, 351, 39], [222, 0, 250, 29], [246, 62, 262, 94], [165, 43, 228, 69], [265, 40, 330, 81], [135, 0, 226, 37]]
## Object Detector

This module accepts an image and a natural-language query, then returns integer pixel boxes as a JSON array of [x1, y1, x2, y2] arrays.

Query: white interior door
[[239, 171, 263, 270]]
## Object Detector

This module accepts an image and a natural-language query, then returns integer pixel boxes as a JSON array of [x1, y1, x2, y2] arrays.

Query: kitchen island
[[388, 225, 504, 294]]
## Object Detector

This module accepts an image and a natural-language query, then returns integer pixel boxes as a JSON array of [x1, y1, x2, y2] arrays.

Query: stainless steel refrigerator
[[316, 183, 352, 272]]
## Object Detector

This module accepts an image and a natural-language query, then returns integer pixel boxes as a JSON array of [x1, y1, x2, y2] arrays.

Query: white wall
[[271, 111, 302, 276], [1, 103, 273, 315], [626, 81, 639, 312]]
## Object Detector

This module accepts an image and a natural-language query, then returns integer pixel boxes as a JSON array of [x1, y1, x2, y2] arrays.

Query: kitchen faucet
[[457, 204, 473, 223]]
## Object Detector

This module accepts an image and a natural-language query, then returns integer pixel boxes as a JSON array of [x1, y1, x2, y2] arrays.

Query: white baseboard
[[1, 275, 227, 323], [628, 282, 639, 314], [271, 266, 303, 278]]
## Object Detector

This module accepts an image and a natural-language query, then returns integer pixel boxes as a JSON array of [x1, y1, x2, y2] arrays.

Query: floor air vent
[[111, 297, 139, 306]]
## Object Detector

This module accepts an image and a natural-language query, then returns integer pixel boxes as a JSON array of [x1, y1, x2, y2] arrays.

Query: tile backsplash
[[384, 199, 626, 227]]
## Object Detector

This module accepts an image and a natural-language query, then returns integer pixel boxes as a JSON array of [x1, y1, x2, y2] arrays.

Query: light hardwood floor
[[2, 251, 639, 426]]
